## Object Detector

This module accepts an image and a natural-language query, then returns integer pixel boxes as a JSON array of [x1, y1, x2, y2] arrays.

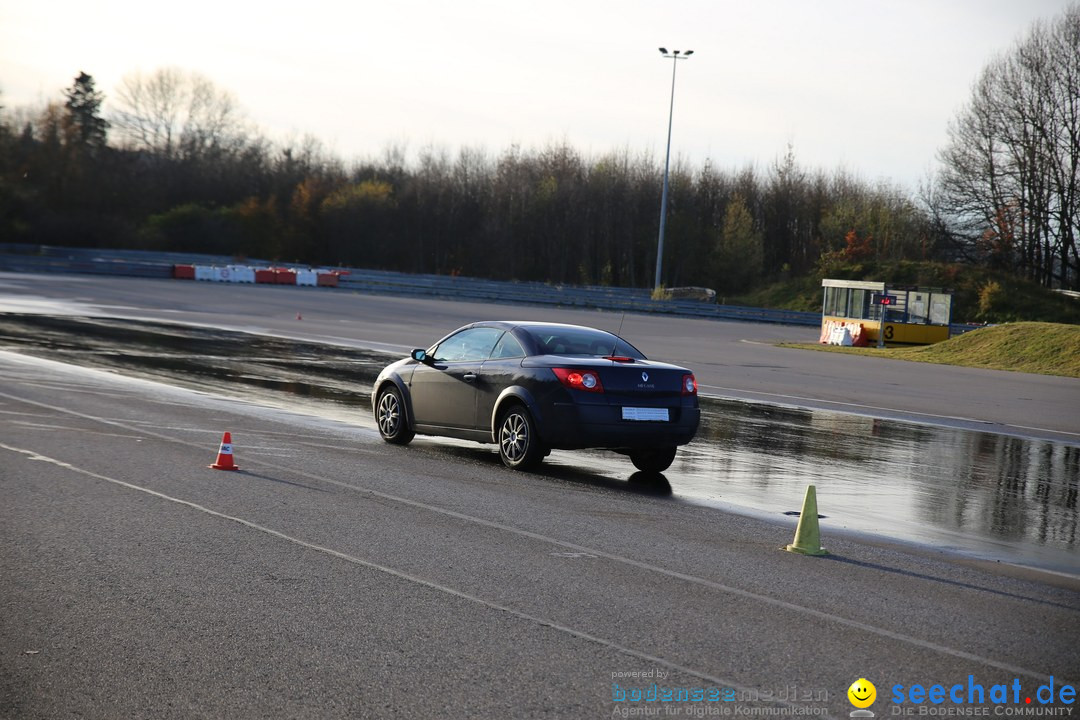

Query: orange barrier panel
[[254, 269, 275, 283], [274, 268, 297, 284], [317, 273, 339, 287], [173, 264, 196, 280], [820, 319, 868, 346]]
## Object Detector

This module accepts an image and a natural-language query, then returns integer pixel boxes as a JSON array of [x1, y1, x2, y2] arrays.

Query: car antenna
[[610, 312, 626, 357]]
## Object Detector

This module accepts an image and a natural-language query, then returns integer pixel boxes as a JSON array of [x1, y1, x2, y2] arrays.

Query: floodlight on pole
[[654, 48, 693, 291]]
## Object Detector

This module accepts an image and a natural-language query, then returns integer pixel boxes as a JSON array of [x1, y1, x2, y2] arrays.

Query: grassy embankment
[[734, 260, 1080, 325], [782, 322, 1080, 378], [735, 261, 1079, 377]]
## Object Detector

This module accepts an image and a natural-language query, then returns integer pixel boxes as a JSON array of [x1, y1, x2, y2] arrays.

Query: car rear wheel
[[629, 447, 677, 473], [497, 405, 544, 470], [376, 385, 414, 445]]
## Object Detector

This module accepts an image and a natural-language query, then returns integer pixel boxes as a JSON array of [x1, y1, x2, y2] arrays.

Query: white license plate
[[621, 407, 669, 422]]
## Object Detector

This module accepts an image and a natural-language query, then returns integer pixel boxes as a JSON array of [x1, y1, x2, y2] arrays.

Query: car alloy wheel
[[498, 406, 543, 470], [376, 386, 414, 445]]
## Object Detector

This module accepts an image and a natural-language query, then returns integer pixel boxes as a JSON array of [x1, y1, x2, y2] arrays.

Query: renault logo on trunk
[[641, 372, 649, 382]]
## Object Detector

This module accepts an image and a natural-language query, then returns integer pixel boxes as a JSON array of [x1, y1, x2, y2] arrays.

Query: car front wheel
[[376, 385, 414, 445], [497, 405, 545, 470], [629, 447, 677, 473]]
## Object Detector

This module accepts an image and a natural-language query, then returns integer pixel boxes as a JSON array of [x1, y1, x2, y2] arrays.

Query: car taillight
[[552, 368, 604, 393], [682, 374, 697, 395]]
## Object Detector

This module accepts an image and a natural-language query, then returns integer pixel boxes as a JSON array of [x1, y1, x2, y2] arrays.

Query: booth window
[[908, 292, 929, 323], [847, 289, 868, 319], [824, 287, 848, 317], [930, 294, 952, 325]]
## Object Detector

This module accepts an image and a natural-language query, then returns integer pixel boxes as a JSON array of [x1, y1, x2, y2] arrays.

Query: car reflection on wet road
[[1, 313, 1076, 574]]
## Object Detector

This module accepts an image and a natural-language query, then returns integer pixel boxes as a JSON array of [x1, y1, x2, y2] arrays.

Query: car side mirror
[[411, 348, 428, 363]]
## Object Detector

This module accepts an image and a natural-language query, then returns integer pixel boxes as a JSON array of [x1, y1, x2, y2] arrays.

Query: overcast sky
[[1, 0, 1073, 188]]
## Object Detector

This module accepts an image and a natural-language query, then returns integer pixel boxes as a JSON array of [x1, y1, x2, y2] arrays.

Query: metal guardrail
[[1, 244, 981, 331], [334, 270, 822, 326], [0, 243, 268, 269], [0, 254, 173, 279]]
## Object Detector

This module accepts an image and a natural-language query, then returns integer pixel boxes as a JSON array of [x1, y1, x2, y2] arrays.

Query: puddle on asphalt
[[1, 313, 1076, 574]]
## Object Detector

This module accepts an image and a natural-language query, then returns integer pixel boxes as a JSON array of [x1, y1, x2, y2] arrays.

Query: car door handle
[[463, 373, 478, 382]]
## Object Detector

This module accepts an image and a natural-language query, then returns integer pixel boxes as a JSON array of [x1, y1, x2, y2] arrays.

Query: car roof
[[482, 321, 615, 333]]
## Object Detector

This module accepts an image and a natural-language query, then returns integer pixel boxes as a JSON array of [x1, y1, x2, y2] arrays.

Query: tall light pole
[[654, 47, 693, 291]]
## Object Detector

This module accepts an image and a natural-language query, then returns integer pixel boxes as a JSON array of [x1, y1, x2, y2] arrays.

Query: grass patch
[[782, 322, 1080, 378], [734, 261, 1080, 325]]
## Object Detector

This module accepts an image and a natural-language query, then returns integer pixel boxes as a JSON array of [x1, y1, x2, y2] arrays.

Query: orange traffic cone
[[209, 431, 239, 471]]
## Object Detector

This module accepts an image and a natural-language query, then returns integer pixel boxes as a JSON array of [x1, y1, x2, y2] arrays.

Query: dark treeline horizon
[[0, 95, 935, 292], [2, 5, 1077, 293]]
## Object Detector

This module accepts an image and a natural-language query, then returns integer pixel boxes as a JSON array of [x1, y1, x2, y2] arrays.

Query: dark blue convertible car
[[372, 321, 699, 472]]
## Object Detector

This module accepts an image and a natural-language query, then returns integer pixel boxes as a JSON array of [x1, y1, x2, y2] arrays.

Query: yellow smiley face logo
[[848, 678, 877, 708]]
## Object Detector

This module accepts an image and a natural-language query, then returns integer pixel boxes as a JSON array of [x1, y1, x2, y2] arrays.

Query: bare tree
[[936, 4, 1080, 288], [111, 67, 248, 161]]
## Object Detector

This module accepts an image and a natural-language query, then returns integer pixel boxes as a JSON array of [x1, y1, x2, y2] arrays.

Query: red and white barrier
[[175, 264, 342, 289], [819, 320, 868, 347]]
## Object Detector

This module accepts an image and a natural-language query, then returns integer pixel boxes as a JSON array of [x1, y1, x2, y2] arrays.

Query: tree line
[[933, 3, 1079, 290], [1, 5, 1076, 293], [0, 79, 939, 293]]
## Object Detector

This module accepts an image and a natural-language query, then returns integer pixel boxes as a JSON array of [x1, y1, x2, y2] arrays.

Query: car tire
[[629, 447, 677, 473], [497, 405, 545, 470], [376, 385, 414, 445]]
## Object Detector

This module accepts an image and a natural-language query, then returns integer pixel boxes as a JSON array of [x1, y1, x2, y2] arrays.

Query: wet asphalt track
[[2, 271, 1078, 442], [1, 352, 1078, 719], [1, 272, 1079, 717], [0, 313, 1076, 574]]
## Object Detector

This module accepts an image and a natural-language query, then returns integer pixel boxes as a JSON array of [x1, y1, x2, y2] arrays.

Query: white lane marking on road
[[6, 382, 143, 400], [698, 384, 1080, 438], [0, 441, 788, 707], [698, 384, 990, 423], [0, 388, 1065, 683], [317, 335, 413, 351], [9, 420, 144, 440], [295, 441, 380, 454], [0, 409, 54, 418], [1008, 423, 1080, 438]]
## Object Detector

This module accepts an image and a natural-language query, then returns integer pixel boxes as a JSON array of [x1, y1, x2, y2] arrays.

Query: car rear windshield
[[520, 326, 646, 359]]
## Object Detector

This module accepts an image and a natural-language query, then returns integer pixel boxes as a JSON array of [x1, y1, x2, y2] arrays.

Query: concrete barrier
[[274, 268, 297, 285], [226, 266, 256, 283]]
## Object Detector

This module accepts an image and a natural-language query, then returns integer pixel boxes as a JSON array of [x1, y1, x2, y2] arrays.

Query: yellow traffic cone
[[785, 484, 828, 556]]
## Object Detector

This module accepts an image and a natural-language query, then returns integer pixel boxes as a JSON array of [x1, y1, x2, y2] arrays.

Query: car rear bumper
[[541, 402, 700, 450]]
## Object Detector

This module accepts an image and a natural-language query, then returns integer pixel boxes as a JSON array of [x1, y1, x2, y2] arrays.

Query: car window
[[522, 327, 645, 359], [489, 332, 525, 360], [432, 327, 503, 362]]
